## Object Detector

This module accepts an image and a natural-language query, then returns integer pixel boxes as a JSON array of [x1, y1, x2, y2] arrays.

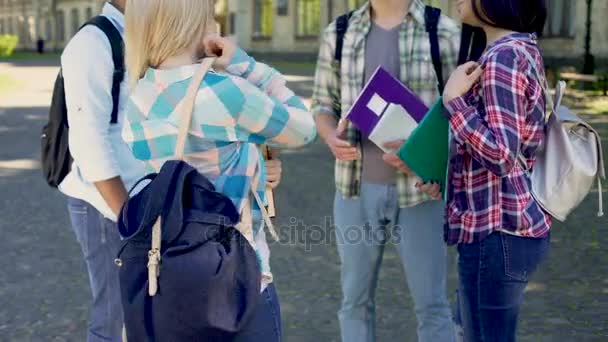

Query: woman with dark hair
[[418, 0, 551, 341]]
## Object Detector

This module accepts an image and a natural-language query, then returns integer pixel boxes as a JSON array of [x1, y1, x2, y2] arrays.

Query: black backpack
[[334, 5, 446, 108], [41, 16, 124, 188], [117, 160, 261, 341]]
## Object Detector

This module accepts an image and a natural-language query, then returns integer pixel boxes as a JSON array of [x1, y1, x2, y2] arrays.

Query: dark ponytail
[[472, 0, 547, 35]]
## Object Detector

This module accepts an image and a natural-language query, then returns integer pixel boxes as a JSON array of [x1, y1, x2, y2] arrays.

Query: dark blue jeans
[[232, 283, 282, 342], [67, 197, 123, 342], [458, 232, 550, 342]]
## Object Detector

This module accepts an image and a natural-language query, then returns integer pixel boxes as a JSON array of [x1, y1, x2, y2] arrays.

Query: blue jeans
[[67, 197, 123, 342], [232, 284, 282, 342], [334, 183, 454, 342], [458, 232, 550, 342]]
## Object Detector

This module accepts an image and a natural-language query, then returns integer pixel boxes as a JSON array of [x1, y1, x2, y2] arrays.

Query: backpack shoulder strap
[[334, 11, 354, 63], [458, 25, 486, 65], [424, 6, 444, 93], [82, 16, 124, 124], [503, 43, 556, 112]]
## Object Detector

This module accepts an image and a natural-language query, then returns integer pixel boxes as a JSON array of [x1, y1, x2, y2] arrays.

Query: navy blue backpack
[[116, 59, 262, 341]]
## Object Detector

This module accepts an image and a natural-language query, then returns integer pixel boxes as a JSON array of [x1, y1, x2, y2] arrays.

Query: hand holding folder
[[396, 98, 450, 194]]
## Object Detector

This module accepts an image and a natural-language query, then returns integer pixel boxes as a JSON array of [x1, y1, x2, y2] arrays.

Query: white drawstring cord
[[598, 176, 604, 218]]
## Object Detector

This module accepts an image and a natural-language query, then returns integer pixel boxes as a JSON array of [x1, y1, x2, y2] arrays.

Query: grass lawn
[[0, 51, 61, 62], [0, 73, 23, 94], [561, 89, 608, 116]]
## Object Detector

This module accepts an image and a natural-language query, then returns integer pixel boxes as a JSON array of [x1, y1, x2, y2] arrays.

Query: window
[[56, 11, 65, 42], [348, 0, 366, 10], [45, 19, 52, 41], [85, 7, 93, 20], [295, 0, 320, 37], [544, 0, 576, 38], [253, 0, 273, 38], [70, 8, 80, 37], [277, 0, 288, 16], [0, 19, 4, 34]]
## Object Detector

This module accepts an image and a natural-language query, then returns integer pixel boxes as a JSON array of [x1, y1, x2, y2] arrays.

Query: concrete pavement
[[0, 58, 606, 341]]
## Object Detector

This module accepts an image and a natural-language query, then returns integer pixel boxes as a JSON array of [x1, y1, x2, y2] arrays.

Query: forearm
[[94, 177, 128, 216], [315, 112, 339, 143]]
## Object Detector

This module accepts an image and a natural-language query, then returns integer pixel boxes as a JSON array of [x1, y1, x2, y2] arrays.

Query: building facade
[[0, 0, 227, 51], [224, 0, 608, 68], [0, 0, 104, 51], [0, 0, 607, 69]]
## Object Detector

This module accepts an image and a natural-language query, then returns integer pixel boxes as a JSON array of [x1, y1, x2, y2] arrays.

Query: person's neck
[[158, 47, 198, 70], [370, 0, 411, 29], [109, 1, 125, 13], [483, 25, 517, 46]]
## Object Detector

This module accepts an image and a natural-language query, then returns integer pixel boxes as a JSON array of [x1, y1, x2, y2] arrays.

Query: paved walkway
[[0, 58, 606, 341]]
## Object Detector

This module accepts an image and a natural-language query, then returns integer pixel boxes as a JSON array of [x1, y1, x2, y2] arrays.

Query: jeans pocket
[[501, 233, 549, 282], [68, 204, 90, 256]]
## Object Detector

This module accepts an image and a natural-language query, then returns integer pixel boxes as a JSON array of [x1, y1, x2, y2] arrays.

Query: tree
[[583, 0, 594, 74]]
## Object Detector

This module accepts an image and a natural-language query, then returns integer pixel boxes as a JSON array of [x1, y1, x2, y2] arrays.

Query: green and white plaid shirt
[[311, 0, 461, 208]]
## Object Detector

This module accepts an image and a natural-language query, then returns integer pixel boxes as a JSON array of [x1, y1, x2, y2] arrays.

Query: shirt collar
[[143, 64, 201, 84], [485, 32, 538, 54], [102, 2, 124, 32], [408, 0, 429, 27]]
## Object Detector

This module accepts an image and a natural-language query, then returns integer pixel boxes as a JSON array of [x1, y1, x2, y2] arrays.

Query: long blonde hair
[[124, 0, 215, 88]]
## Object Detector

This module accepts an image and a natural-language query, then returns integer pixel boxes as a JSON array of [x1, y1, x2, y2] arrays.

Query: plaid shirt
[[122, 49, 316, 280], [311, 0, 460, 207], [444, 33, 551, 245]]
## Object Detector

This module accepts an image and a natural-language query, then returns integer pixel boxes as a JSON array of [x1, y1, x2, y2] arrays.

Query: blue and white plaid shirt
[[122, 49, 316, 284]]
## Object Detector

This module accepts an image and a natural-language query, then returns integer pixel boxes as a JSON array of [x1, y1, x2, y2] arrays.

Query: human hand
[[325, 119, 359, 161], [382, 140, 413, 174], [416, 180, 442, 200], [265, 159, 282, 189], [443, 61, 483, 104], [203, 35, 237, 69]]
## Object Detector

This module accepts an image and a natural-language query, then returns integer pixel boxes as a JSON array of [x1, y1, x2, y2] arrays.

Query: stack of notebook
[[345, 66, 429, 153], [345, 66, 450, 193]]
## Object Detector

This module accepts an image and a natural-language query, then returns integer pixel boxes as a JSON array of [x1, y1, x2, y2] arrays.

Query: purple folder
[[345, 66, 429, 137]]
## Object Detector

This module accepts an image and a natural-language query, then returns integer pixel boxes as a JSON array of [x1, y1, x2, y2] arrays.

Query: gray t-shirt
[[361, 22, 401, 184]]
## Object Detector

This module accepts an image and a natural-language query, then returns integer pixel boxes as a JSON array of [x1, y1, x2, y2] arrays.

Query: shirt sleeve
[[444, 48, 530, 177], [310, 23, 340, 119], [218, 48, 316, 148], [227, 74, 317, 149], [225, 49, 308, 111], [62, 26, 121, 182]]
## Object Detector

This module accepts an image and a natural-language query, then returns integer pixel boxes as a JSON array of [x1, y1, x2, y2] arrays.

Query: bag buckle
[[147, 248, 161, 296]]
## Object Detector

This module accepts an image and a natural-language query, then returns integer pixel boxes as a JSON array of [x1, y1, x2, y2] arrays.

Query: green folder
[[396, 98, 450, 193]]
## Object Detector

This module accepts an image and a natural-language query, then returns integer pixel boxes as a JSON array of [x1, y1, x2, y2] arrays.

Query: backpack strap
[[424, 6, 444, 93], [250, 161, 279, 241], [174, 58, 216, 160], [83, 16, 124, 124], [146, 58, 215, 297], [334, 11, 354, 63], [458, 24, 486, 65]]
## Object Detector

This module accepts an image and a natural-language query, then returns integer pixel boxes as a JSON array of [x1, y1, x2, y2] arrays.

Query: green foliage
[[0, 35, 19, 57]]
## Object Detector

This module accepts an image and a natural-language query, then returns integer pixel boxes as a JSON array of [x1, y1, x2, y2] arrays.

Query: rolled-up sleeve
[[311, 23, 340, 119], [62, 26, 120, 182]]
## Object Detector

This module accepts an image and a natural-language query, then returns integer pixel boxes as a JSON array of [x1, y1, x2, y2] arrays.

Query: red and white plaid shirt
[[444, 33, 551, 245]]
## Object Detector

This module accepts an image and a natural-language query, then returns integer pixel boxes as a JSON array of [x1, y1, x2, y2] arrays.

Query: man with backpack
[[311, 1, 460, 341], [52, 1, 142, 340]]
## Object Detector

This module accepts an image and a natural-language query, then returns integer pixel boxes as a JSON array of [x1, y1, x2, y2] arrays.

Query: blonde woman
[[122, 0, 316, 340]]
